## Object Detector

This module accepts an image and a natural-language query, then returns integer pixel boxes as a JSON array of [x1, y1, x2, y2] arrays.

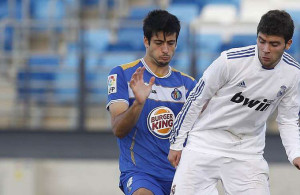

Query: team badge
[[127, 177, 133, 193], [147, 106, 175, 139], [108, 74, 117, 94], [277, 85, 287, 97], [171, 88, 182, 100]]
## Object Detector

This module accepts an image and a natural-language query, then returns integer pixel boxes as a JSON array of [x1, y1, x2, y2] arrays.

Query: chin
[[157, 60, 170, 67], [158, 62, 169, 67]]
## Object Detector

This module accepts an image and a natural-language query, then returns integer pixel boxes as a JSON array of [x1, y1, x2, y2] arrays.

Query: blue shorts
[[120, 172, 172, 195]]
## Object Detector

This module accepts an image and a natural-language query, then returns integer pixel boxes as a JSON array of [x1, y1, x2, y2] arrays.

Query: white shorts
[[170, 148, 270, 195]]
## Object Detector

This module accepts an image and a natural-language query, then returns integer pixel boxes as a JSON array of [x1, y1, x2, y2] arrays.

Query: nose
[[263, 44, 270, 53], [161, 43, 168, 53]]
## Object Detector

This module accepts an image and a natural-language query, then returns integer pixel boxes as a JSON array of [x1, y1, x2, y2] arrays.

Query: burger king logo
[[147, 106, 175, 139]]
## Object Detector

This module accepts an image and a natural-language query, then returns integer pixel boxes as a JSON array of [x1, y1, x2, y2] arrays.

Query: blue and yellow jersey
[[107, 58, 196, 181]]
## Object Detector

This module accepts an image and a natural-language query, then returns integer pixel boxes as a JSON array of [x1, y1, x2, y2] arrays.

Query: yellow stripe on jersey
[[121, 59, 140, 70], [172, 68, 195, 81], [130, 129, 138, 165]]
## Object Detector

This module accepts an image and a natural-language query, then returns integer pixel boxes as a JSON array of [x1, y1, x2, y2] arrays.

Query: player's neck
[[143, 57, 170, 77]]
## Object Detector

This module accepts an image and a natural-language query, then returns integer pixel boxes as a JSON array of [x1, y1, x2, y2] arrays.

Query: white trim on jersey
[[127, 82, 187, 103], [106, 99, 129, 110], [141, 58, 172, 78]]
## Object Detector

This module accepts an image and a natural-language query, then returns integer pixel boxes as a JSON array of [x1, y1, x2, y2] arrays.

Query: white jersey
[[170, 45, 300, 163]]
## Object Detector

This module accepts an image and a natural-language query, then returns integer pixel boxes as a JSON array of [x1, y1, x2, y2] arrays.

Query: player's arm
[[109, 67, 155, 138], [169, 52, 229, 150], [109, 101, 144, 138], [277, 75, 300, 167]]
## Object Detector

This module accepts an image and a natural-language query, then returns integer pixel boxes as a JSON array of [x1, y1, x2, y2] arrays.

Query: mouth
[[262, 57, 271, 62], [160, 56, 170, 61]]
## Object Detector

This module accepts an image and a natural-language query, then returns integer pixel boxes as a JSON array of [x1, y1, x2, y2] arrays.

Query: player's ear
[[144, 36, 150, 48], [285, 39, 292, 50]]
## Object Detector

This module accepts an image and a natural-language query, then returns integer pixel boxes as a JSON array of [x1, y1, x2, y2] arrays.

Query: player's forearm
[[112, 100, 144, 138], [278, 123, 300, 164]]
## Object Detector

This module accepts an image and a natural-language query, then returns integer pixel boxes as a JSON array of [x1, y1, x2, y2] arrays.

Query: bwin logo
[[231, 92, 271, 111]]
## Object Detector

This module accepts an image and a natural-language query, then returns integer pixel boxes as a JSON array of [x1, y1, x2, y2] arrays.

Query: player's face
[[257, 32, 292, 69], [144, 31, 177, 67]]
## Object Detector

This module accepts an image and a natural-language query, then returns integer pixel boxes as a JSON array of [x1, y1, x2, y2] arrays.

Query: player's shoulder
[[110, 59, 141, 73], [282, 52, 300, 71], [171, 67, 195, 82], [120, 59, 141, 70], [223, 45, 256, 60]]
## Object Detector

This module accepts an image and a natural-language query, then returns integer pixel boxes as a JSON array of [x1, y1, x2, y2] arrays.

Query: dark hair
[[143, 9, 180, 44], [257, 10, 294, 43]]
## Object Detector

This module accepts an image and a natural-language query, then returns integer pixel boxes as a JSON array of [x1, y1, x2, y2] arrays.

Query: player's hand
[[129, 67, 155, 105], [293, 157, 300, 170], [168, 149, 182, 168]]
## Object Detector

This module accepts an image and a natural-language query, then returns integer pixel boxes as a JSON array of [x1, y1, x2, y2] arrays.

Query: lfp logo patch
[[147, 107, 175, 139], [107, 74, 117, 94]]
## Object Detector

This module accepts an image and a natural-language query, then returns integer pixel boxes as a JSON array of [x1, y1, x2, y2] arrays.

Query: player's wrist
[[133, 99, 146, 107]]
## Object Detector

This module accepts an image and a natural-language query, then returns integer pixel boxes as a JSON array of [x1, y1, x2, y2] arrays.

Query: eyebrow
[[258, 36, 281, 44], [153, 39, 176, 43]]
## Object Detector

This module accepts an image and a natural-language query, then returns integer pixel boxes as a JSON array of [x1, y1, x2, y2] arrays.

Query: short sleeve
[[106, 66, 129, 110]]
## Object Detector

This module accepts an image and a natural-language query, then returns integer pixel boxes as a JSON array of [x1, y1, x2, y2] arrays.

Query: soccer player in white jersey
[[168, 10, 300, 195]]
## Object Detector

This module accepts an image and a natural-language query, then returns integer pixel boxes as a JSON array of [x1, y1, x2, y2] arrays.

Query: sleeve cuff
[[170, 142, 184, 151]]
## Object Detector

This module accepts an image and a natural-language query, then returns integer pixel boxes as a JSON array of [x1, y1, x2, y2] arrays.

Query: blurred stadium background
[[0, 0, 300, 194]]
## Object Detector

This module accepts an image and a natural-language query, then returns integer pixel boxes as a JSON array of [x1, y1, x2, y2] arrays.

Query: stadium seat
[[239, 0, 276, 22], [287, 9, 300, 24], [195, 33, 223, 53], [83, 0, 100, 6], [171, 52, 191, 74], [167, 4, 199, 24], [83, 0, 114, 7], [221, 34, 257, 51], [16, 54, 60, 104], [171, 0, 240, 12], [100, 53, 137, 70], [83, 28, 111, 52], [199, 4, 237, 24], [288, 27, 300, 61], [107, 26, 143, 51], [176, 25, 189, 52], [17, 70, 56, 104], [0, 0, 8, 18], [4, 25, 14, 51], [171, 0, 206, 12], [0, 0, 24, 19], [127, 5, 158, 20], [28, 54, 60, 68], [86, 71, 108, 104], [117, 27, 144, 51], [54, 70, 78, 104], [30, 0, 66, 20], [199, 0, 240, 10], [63, 52, 79, 69], [196, 56, 214, 79]]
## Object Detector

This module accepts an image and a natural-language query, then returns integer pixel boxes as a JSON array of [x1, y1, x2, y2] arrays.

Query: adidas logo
[[237, 81, 246, 88]]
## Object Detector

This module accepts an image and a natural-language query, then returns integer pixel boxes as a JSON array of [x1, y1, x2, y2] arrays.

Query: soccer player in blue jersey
[[168, 10, 300, 195], [106, 10, 196, 195]]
